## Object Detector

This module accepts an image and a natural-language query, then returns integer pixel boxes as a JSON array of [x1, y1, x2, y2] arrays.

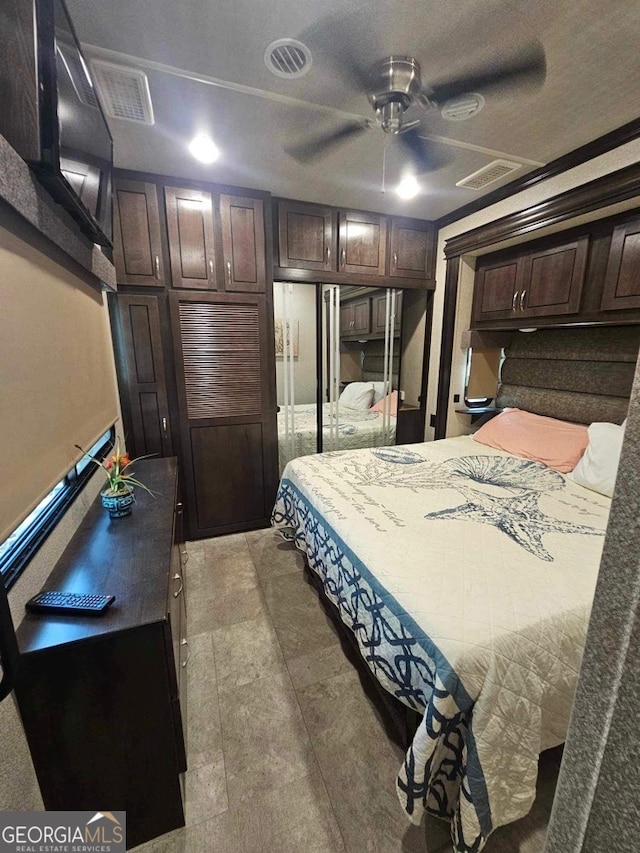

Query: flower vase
[[101, 486, 135, 519]]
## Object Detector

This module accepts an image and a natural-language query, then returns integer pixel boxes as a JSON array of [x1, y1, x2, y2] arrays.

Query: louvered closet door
[[169, 291, 277, 538]]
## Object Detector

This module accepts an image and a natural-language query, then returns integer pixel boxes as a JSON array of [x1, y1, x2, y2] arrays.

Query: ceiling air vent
[[264, 39, 312, 79], [90, 60, 155, 124], [456, 159, 522, 191]]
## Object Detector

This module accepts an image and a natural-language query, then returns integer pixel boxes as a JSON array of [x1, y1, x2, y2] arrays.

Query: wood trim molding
[[436, 117, 640, 230], [434, 255, 460, 440], [273, 266, 435, 290], [443, 160, 640, 258]]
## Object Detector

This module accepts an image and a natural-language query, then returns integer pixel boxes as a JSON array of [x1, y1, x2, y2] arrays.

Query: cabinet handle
[[512, 291, 519, 312], [340, 248, 346, 268], [519, 290, 527, 312], [173, 572, 183, 598], [162, 416, 168, 434], [181, 550, 189, 565], [176, 502, 183, 515], [209, 259, 214, 278], [154, 255, 161, 279], [393, 251, 398, 269], [326, 246, 331, 265], [226, 260, 232, 284], [181, 638, 190, 668]]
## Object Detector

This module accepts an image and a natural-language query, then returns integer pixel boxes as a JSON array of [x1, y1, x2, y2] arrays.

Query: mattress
[[277, 402, 396, 472], [271, 436, 610, 852]]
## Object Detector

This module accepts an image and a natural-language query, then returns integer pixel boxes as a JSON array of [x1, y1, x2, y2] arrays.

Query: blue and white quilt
[[271, 436, 610, 852]]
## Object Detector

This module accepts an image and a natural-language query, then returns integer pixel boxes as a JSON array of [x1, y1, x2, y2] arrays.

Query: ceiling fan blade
[[398, 128, 450, 174], [427, 42, 546, 104], [286, 122, 370, 163]]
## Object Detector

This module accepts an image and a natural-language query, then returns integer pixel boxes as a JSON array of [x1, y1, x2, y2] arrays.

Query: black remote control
[[25, 591, 116, 616]]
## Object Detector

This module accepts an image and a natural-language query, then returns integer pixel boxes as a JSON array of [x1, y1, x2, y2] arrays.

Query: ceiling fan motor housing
[[369, 56, 422, 133]]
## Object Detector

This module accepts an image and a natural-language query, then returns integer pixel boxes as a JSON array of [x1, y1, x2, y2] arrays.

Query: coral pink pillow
[[472, 408, 588, 473], [370, 390, 398, 417]]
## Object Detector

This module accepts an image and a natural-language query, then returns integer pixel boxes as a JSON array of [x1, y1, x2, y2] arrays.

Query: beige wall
[[274, 282, 317, 406], [425, 138, 640, 440], [0, 222, 122, 811]]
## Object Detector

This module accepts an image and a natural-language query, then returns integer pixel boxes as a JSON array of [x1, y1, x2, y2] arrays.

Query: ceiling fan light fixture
[[396, 174, 420, 200], [189, 134, 220, 164], [440, 93, 485, 121]]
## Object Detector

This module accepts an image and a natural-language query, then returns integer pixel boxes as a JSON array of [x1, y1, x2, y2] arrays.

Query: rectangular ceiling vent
[[456, 159, 522, 191], [90, 59, 155, 125]]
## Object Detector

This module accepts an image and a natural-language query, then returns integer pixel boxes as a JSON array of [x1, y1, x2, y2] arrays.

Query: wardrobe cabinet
[[169, 290, 278, 539], [390, 218, 434, 280], [472, 236, 589, 326], [601, 218, 640, 311], [111, 293, 174, 461], [339, 210, 387, 276], [277, 200, 336, 271], [113, 179, 167, 286], [220, 194, 267, 292], [165, 186, 217, 290]]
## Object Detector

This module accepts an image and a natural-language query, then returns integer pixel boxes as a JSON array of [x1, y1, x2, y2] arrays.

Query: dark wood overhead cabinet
[[220, 194, 267, 292], [277, 200, 336, 271], [113, 179, 166, 286], [390, 218, 434, 280], [165, 186, 217, 290], [601, 218, 640, 311], [339, 210, 387, 276], [472, 236, 589, 326]]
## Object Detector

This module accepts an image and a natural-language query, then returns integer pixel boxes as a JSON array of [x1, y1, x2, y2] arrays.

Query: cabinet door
[[165, 186, 217, 290], [169, 291, 277, 538], [352, 298, 371, 335], [278, 201, 336, 270], [518, 237, 588, 317], [472, 258, 520, 323], [390, 219, 434, 279], [113, 294, 173, 460], [340, 302, 355, 335], [338, 211, 387, 276], [601, 219, 640, 311], [220, 195, 267, 292], [372, 291, 403, 334], [113, 179, 165, 286]]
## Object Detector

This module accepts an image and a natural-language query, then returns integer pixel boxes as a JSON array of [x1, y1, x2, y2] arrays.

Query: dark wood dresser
[[15, 458, 187, 850]]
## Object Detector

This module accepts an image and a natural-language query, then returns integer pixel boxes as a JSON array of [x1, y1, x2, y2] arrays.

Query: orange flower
[[120, 454, 131, 466], [105, 459, 114, 470]]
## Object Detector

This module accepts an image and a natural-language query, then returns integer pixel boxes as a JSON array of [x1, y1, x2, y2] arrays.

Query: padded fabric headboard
[[497, 325, 640, 425], [361, 338, 399, 387]]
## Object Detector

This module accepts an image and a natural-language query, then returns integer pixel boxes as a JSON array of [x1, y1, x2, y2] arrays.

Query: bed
[[271, 325, 638, 852], [277, 402, 396, 473]]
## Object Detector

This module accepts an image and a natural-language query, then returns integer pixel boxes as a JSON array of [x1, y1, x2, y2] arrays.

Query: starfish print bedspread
[[271, 435, 609, 852]]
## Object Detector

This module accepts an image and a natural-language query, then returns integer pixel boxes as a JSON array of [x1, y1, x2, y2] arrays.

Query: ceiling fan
[[286, 43, 546, 173]]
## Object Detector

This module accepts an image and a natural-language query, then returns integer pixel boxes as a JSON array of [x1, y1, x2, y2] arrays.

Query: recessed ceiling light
[[396, 174, 420, 200], [188, 134, 219, 164]]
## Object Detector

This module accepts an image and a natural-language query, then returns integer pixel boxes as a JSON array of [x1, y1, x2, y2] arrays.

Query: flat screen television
[[32, 0, 113, 248]]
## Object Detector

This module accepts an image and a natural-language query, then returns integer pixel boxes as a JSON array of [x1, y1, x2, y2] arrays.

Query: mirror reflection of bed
[[275, 282, 423, 474]]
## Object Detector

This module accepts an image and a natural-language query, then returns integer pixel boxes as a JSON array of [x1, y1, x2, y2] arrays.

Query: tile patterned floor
[[133, 529, 563, 853]]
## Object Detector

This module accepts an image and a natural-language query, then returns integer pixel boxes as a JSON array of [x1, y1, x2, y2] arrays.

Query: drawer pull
[[181, 550, 189, 565], [519, 290, 527, 312], [512, 290, 519, 312], [181, 638, 190, 667], [176, 501, 183, 515], [173, 572, 183, 598]]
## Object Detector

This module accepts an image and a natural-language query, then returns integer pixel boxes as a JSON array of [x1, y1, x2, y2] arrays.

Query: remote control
[[25, 591, 116, 616]]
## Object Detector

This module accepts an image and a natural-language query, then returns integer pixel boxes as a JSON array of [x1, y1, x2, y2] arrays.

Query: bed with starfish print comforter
[[271, 435, 609, 853]]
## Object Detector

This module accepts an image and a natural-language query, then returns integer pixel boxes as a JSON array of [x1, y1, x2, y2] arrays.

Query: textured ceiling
[[66, 0, 640, 220]]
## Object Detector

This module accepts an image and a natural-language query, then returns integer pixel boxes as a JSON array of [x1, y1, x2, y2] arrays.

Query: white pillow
[[569, 421, 625, 498], [339, 382, 374, 411], [371, 382, 386, 404]]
